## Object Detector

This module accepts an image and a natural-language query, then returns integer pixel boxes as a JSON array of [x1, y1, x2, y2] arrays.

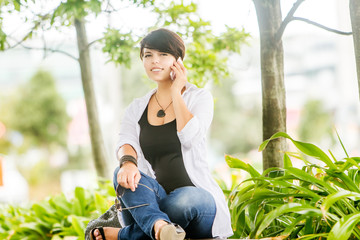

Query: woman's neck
[[156, 81, 173, 100]]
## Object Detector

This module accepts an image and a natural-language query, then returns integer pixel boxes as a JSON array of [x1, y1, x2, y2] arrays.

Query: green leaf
[[286, 167, 336, 194], [94, 192, 109, 214], [71, 198, 82, 216], [255, 203, 331, 238], [49, 194, 71, 215], [259, 132, 337, 169], [321, 191, 360, 212], [75, 187, 86, 215], [340, 157, 360, 172], [225, 155, 260, 178], [335, 128, 349, 158], [284, 153, 292, 168], [13, 0, 20, 11], [328, 213, 360, 240], [297, 233, 329, 240], [70, 215, 85, 238], [326, 169, 360, 193]]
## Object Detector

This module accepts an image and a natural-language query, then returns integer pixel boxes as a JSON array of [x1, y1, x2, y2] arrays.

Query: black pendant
[[157, 109, 166, 118]]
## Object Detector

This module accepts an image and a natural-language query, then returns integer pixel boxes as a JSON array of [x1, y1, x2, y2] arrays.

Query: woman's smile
[[151, 67, 164, 72]]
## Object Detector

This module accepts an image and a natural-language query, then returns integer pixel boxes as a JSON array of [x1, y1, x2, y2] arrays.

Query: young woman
[[91, 28, 232, 240]]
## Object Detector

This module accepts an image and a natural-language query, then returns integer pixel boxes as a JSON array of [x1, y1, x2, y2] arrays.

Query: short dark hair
[[140, 28, 185, 61]]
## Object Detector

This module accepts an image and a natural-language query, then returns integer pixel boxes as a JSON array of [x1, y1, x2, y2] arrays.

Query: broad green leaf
[[282, 214, 309, 236], [49, 194, 71, 215], [285, 167, 336, 194], [321, 190, 360, 213], [284, 153, 292, 168], [225, 155, 260, 178], [94, 192, 109, 214], [326, 170, 360, 193], [255, 203, 328, 238], [328, 213, 360, 240], [13, 0, 20, 11], [297, 233, 329, 240], [71, 198, 82, 216], [340, 157, 360, 172], [75, 187, 86, 215], [17, 222, 46, 238], [259, 132, 337, 169], [267, 177, 322, 201], [70, 215, 85, 238]]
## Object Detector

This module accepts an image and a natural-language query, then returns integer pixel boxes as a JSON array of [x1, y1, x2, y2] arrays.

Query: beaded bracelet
[[119, 155, 138, 168]]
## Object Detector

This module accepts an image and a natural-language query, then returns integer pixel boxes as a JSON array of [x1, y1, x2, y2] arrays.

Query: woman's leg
[[113, 167, 170, 240], [159, 186, 216, 239]]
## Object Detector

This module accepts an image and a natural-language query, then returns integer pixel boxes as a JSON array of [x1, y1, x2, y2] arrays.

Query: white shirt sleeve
[[115, 100, 142, 159], [177, 89, 214, 149]]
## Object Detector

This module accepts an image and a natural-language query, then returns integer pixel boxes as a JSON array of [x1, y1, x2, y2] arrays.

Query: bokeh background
[[0, 0, 359, 204]]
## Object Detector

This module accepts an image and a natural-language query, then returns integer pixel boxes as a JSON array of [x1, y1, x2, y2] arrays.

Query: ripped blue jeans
[[112, 167, 216, 240]]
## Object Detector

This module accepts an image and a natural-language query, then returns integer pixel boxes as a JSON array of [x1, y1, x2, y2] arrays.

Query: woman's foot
[[154, 220, 185, 240], [91, 227, 121, 240], [154, 220, 168, 240]]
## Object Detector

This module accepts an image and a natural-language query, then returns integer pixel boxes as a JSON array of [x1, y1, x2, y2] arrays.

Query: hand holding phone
[[170, 57, 187, 93], [170, 70, 176, 81]]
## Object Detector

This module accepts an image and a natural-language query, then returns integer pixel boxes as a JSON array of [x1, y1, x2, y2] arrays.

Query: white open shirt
[[116, 83, 233, 238]]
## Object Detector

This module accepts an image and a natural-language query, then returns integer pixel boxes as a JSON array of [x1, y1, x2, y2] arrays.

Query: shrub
[[0, 180, 115, 240], [227, 132, 360, 240]]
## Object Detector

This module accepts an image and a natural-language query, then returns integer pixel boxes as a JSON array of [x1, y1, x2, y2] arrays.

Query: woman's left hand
[[170, 58, 188, 94]]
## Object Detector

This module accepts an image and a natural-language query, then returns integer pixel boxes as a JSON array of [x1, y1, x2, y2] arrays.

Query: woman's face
[[142, 48, 176, 82]]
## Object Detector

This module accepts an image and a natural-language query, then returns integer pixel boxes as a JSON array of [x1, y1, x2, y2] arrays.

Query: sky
[[197, 0, 342, 37], [2, 0, 345, 45]]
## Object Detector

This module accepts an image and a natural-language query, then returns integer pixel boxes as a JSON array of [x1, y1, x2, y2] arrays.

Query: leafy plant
[[0, 180, 115, 240], [226, 132, 360, 240]]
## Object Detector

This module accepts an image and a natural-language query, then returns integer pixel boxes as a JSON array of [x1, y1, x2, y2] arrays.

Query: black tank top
[[138, 105, 194, 193]]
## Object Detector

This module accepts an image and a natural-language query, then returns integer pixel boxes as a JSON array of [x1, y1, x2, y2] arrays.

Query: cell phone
[[170, 70, 175, 81]]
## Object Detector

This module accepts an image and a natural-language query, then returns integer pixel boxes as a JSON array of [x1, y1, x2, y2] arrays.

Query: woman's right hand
[[117, 162, 141, 192]]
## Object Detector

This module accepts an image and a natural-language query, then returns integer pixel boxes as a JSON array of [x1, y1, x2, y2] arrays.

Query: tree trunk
[[350, 0, 360, 100], [253, 0, 287, 170], [74, 18, 109, 178]]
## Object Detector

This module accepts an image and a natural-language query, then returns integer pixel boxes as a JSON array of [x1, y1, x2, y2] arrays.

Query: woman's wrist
[[170, 86, 184, 99], [119, 155, 137, 168]]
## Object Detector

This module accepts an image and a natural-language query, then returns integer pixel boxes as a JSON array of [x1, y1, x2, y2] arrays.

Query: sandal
[[90, 226, 106, 240], [159, 223, 185, 240]]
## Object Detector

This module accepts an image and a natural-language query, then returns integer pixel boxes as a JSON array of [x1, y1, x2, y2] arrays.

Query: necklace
[[154, 93, 172, 118]]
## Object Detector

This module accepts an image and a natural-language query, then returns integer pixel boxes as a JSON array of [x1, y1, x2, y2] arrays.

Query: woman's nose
[[152, 56, 160, 64]]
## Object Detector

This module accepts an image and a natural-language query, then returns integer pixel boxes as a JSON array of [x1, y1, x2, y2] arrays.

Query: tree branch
[[7, 13, 51, 50], [27, 46, 78, 61], [292, 17, 353, 35], [7, 35, 78, 60], [7, 22, 41, 50], [276, 0, 306, 43], [87, 37, 104, 49]]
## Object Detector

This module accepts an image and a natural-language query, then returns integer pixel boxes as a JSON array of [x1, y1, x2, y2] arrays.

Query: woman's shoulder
[[125, 90, 155, 115]]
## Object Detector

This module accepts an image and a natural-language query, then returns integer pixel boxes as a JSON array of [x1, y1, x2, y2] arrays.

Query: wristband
[[119, 155, 137, 168]]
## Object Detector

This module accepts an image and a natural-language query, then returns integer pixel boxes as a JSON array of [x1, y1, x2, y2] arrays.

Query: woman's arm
[[116, 101, 142, 192], [170, 58, 193, 132], [176, 90, 214, 148], [117, 144, 141, 192], [171, 90, 193, 132], [117, 144, 137, 160], [170, 58, 214, 148]]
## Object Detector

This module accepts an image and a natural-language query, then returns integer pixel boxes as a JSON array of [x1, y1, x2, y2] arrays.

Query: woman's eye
[[160, 53, 168, 56], [144, 55, 151, 58]]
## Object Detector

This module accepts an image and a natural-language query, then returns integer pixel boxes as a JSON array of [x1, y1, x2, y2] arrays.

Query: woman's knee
[[163, 187, 216, 214]]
